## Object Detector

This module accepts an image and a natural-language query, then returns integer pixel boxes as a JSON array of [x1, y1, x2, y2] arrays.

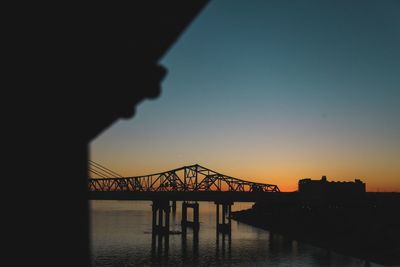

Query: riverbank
[[231, 193, 400, 267]]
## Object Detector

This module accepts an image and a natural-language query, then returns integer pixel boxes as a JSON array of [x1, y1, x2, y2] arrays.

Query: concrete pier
[[181, 201, 200, 233], [152, 199, 171, 235], [215, 201, 233, 235]]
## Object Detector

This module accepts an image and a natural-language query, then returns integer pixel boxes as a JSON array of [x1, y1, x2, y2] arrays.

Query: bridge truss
[[88, 161, 280, 193]]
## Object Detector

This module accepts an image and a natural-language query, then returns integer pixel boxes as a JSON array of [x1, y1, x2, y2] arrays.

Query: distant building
[[298, 176, 366, 197]]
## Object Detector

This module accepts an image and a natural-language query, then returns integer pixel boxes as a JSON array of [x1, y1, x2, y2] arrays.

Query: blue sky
[[91, 0, 400, 191]]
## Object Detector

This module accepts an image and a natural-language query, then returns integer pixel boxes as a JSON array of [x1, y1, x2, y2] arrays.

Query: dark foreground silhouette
[[6, 2, 208, 266], [232, 192, 400, 266]]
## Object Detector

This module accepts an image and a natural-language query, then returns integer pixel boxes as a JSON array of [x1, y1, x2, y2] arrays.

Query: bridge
[[88, 161, 280, 200], [88, 161, 281, 237]]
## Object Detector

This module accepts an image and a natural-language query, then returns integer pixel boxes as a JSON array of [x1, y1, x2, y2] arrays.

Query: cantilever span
[[88, 161, 280, 193]]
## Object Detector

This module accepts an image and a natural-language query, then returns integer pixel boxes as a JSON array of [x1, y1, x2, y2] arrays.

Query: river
[[90, 200, 384, 267]]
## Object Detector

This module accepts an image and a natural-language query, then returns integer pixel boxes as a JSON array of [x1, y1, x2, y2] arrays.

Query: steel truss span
[[88, 161, 280, 193]]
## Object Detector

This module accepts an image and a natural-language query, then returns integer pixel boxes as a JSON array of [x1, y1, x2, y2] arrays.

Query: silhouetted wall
[[6, 2, 208, 267]]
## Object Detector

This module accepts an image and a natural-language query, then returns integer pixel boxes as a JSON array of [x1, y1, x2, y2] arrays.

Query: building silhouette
[[298, 176, 366, 197]]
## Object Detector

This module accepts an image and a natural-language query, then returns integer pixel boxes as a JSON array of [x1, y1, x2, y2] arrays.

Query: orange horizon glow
[[88, 161, 400, 193]]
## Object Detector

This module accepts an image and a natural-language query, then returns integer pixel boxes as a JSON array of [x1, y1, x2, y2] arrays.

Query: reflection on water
[[90, 200, 384, 267]]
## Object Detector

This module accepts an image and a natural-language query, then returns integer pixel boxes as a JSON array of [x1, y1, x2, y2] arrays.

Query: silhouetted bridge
[[88, 161, 281, 237], [89, 162, 280, 200]]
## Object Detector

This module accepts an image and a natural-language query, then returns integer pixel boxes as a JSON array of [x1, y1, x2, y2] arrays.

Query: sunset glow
[[90, 0, 400, 192]]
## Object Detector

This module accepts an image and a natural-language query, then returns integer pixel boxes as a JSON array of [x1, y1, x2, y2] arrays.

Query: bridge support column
[[152, 199, 170, 235], [181, 201, 200, 233], [215, 201, 233, 235], [171, 200, 177, 213]]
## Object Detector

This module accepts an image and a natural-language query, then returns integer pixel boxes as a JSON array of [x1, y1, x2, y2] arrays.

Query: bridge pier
[[181, 201, 200, 233], [215, 201, 233, 235], [171, 200, 177, 214], [152, 199, 170, 235]]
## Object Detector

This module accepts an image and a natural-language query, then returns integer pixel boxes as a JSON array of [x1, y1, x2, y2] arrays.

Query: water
[[90, 200, 383, 267]]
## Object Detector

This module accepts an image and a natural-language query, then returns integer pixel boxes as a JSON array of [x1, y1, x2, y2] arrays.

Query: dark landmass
[[231, 192, 400, 266]]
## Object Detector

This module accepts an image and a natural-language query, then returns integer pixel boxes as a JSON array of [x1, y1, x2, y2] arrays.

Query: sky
[[90, 0, 400, 192]]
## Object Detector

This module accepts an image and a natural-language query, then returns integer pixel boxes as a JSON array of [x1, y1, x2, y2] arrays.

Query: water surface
[[90, 200, 383, 267]]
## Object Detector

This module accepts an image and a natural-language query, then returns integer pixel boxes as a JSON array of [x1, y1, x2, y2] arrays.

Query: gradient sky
[[90, 0, 400, 192]]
